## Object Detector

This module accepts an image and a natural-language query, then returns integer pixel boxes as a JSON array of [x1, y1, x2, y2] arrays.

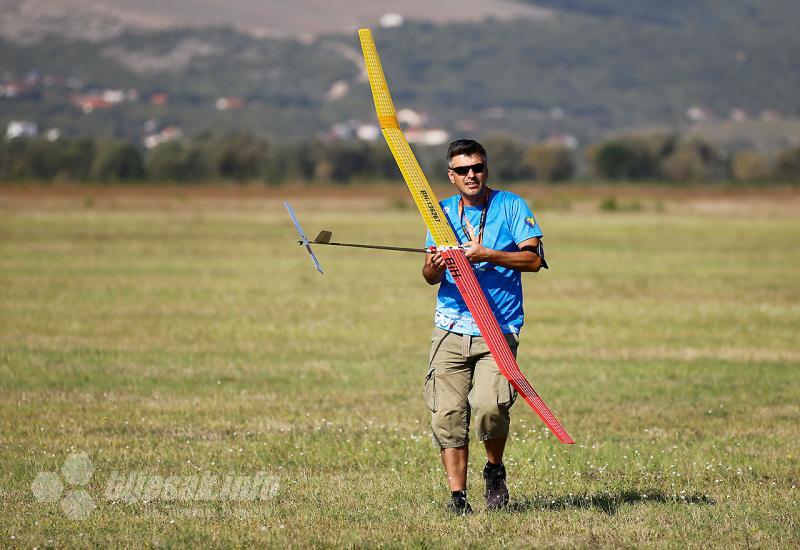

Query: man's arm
[[422, 249, 447, 285], [463, 237, 543, 272]]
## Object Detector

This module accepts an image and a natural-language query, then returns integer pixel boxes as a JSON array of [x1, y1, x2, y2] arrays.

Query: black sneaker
[[483, 462, 509, 510], [446, 500, 473, 516], [447, 490, 473, 516]]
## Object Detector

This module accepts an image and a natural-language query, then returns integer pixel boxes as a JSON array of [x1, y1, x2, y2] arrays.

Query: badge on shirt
[[525, 216, 537, 229]]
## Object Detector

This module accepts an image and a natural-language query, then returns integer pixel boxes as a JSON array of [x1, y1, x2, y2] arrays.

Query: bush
[[731, 150, 771, 182], [524, 144, 574, 182], [775, 146, 800, 182], [660, 140, 729, 182]]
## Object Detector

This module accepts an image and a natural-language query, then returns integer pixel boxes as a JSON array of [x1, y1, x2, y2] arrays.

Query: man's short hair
[[447, 139, 487, 164]]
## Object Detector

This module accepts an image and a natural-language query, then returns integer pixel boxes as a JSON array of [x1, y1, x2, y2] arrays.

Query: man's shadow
[[507, 490, 715, 515]]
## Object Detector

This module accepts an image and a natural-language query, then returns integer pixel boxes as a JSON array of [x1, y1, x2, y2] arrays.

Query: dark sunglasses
[[449, 162, 486, 176]]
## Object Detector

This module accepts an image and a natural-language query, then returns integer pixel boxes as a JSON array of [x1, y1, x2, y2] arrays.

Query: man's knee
[[426, 374, 470, 448], [470, 379, 516, 441], [430, 407, 469, 448]]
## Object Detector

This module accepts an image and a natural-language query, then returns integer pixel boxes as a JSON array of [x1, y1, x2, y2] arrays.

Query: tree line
[[2, 132, 800, 184]]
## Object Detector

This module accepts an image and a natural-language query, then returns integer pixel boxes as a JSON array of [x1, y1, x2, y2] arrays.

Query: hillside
[[0, 0, 550, 42], [1, 0, 799, 149]]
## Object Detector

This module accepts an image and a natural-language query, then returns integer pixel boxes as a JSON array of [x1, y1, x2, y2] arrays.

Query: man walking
[[422, 139, 546, 514]]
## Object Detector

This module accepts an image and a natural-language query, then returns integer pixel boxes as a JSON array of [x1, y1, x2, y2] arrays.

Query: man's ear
[[448, 170, 456, 185]]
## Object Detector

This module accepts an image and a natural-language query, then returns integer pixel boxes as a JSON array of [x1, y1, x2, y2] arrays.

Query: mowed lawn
[[1, 190, 798, 547]]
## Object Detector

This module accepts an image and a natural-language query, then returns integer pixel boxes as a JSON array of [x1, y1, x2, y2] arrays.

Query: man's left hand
[[463, 240, 490, 263]]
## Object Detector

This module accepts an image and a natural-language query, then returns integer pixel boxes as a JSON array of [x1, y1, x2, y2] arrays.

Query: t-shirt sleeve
[[425, 229, 434, 248], [508, 194, 543, 244]]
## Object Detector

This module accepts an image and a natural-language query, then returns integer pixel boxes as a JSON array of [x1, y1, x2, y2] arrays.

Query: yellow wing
[[358, 29, 459, 248]]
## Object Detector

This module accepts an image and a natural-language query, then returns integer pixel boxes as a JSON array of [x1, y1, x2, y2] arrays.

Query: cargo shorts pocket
[[423, 366, 436, 412], [424, 328, 448, 413]]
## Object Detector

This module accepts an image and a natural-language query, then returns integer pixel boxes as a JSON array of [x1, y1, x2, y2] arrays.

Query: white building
[[6, 121, 38, 139], [379, 13, 404, 28]]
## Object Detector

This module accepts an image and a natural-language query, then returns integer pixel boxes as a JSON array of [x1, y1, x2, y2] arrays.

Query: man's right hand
[[423, 247, 447, 285]]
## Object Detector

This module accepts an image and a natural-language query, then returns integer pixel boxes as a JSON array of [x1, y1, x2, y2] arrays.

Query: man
[[422, 139, 546, 515]]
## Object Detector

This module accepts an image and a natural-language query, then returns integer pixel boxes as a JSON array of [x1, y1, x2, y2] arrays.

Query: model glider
[[286, 203, 439, 259], [358, 29, 573, 444]]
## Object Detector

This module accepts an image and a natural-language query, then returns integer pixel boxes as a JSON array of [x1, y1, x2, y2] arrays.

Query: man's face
[[448, 153, 489, 203]]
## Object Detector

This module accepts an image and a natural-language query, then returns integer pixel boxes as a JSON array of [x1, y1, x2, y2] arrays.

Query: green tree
[[314, 141, 371, 183], [483, 136, 532, 181], [59, 139, 96, 181], [590, 134, 675, 180], [212, 133, 270, 182], [90, 143, 145, 182], [148, 141, 208, 182], [281, 141, 319, 183], [0, 138, 78, 182]]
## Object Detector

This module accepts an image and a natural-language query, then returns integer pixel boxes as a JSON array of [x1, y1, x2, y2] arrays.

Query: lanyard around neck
[[458, 190, 491, 244]]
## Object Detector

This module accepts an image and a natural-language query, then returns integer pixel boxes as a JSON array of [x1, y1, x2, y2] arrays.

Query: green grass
[[1, 195, 799, 547]]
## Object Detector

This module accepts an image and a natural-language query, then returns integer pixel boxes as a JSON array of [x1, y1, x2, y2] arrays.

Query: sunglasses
[[449, 162, 486, 176]]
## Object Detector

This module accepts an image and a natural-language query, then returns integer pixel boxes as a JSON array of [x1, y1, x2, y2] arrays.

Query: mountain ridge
[[1, 1, 799, 150]]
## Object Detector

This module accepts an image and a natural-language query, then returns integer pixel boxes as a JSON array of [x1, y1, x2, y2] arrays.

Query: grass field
[[1, 186, 798, 547]]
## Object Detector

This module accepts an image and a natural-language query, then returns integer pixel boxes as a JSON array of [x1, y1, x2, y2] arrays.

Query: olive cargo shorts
[[424, 327, 519, 449]]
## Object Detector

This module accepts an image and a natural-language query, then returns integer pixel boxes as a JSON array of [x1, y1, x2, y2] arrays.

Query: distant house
[[215, 97, 246, 111], [546, 134, 579, 149], [405, 128, 449, 146], [0, 80, 32, 98], [150, 93, 169, 106], [144, 126, 183, 149], [397, 108, 427, 128], [71, 95, 112, 114], [730, 107, 747, 122], [379, 13, 404, 28], [102, 90, 126, 104], [356, 124, 379, 141], [330, 120, 360, 140], [686, 106, 710, 122], [6, 121, 39, 139], [325, 80, 350, 102]]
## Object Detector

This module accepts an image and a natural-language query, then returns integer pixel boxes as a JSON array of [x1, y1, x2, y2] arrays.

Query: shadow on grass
[[507, 490, 715, 515]]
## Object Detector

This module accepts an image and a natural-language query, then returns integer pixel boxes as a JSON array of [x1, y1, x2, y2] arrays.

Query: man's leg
[[440, 446, 468, 490], [471, 332, 519, 509], [484, 437, 506, 466], [425, 329, 474, 513]]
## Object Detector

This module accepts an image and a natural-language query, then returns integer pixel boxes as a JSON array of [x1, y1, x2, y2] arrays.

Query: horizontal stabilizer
[[284, 201, 324, 274]]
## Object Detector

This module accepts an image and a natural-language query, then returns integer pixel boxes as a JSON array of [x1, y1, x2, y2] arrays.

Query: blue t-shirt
[[425, 189, 543, 335]]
